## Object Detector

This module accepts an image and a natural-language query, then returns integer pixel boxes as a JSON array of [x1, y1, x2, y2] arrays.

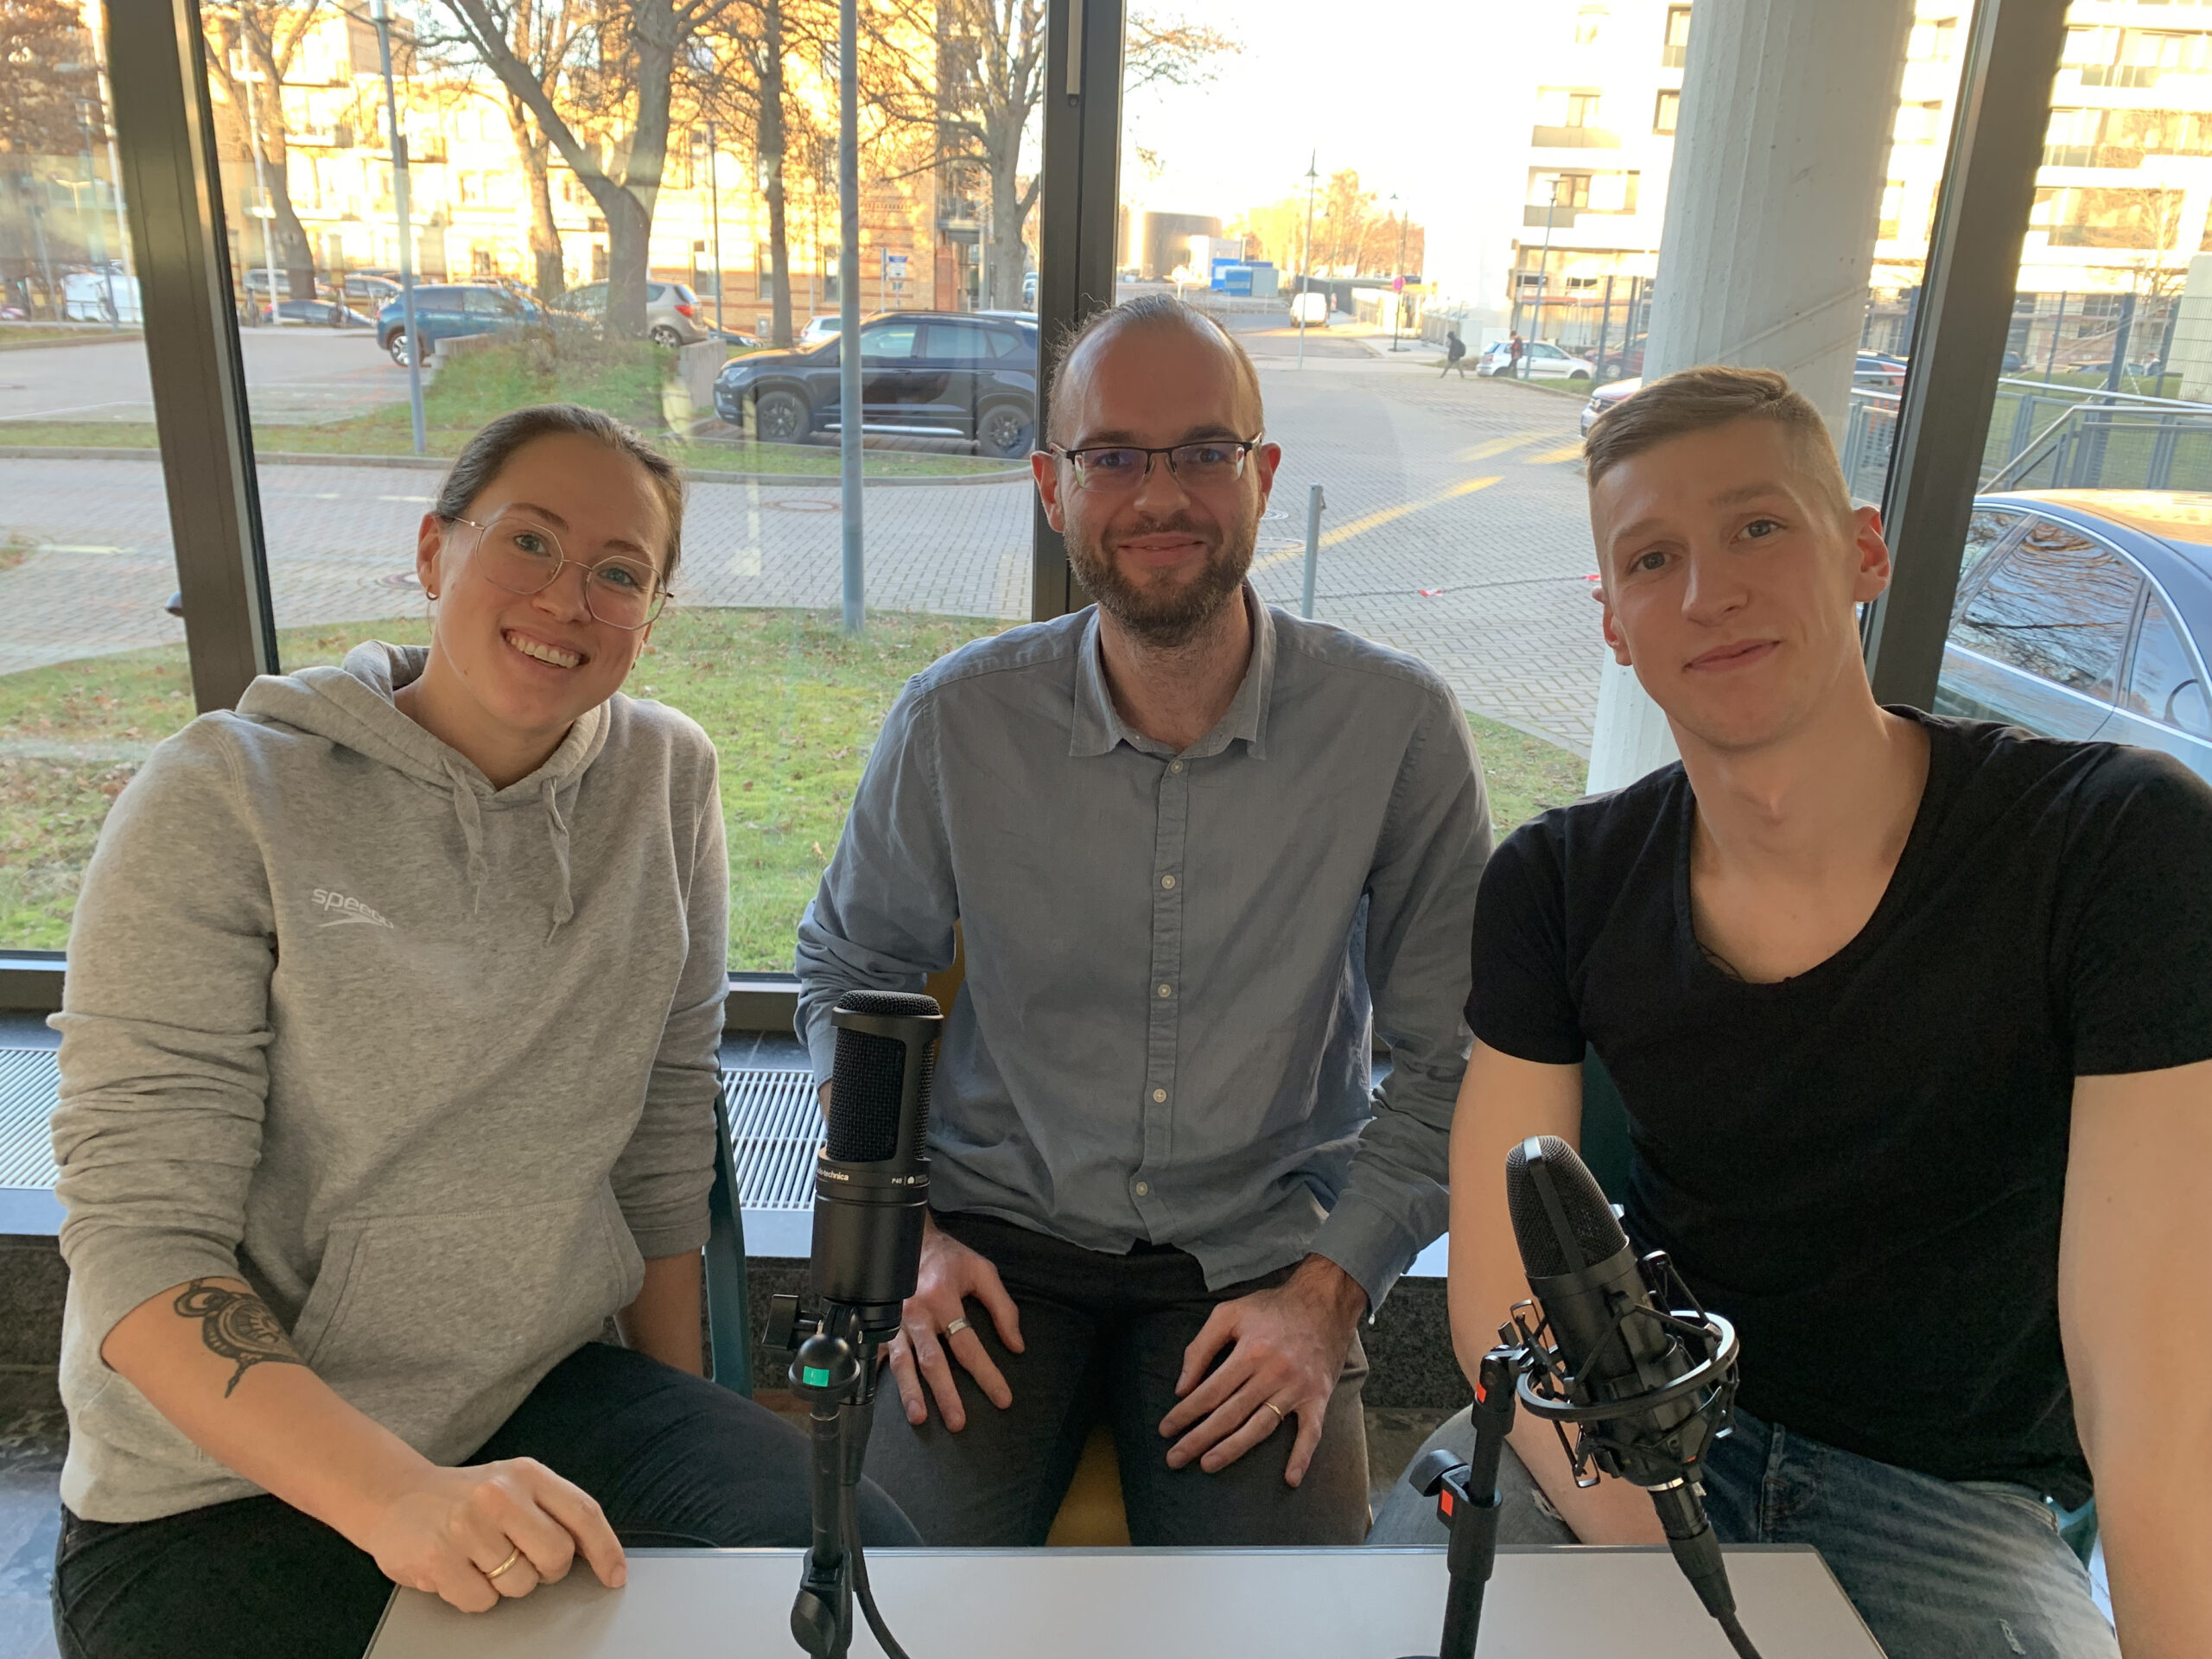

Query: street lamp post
[[1297, 150, 1319, 371], [86, 0, 130, 291], [371, 0, 426, 455], [705, 120, 725, 334], [238, 65, 283, 324], [1389, 192, 1408, 353], [1522, 192, 1560, 379]]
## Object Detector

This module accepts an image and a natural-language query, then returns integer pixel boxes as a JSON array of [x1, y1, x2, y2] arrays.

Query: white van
[[63, 269, 142, 324], [1289, 290, 1329, 327]]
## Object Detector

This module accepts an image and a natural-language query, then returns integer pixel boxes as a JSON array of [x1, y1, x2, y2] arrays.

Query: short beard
[[1066, 511, 1255, 649]]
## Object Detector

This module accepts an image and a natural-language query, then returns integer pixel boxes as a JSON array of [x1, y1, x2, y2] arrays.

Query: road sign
[[1393, 275, 1406, 292]]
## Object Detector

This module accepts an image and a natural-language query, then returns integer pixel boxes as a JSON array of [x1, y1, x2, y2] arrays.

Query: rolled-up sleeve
[[1308, 686, 1491, 1309], [50, 721, 277, 1352], [793, 684, 960, 1083], [612, 741, 728, 1259]]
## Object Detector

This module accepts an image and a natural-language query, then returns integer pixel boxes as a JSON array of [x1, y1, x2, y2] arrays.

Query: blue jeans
[[1367, 1403, 2115, 1659]]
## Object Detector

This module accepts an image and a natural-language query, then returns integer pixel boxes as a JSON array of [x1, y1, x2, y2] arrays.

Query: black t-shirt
[[1467, 710, 2212, 1506]]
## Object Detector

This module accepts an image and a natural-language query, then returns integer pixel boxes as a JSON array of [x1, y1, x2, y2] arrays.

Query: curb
[[0, 444, 1029, 488], [0, 332, 144, 353]]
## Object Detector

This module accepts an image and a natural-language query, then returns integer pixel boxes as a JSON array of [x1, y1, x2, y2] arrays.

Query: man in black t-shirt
[[1372, 367, 2212, 1659]]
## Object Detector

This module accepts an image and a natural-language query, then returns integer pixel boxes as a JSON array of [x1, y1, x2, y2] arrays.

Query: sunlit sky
[[1120, 0, 1532, 300]]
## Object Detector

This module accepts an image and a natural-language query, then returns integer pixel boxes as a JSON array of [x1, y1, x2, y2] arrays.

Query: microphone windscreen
[[1505, 1135, 1630, 1276], [825, 991, 941, 1164]]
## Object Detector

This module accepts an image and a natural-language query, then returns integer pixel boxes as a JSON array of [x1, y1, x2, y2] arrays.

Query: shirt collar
[[1068, 584, 1275, 761]]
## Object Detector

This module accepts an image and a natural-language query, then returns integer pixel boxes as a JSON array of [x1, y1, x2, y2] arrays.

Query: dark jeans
[[1368, 1403, 2115, 1659], [864, 1211, 1370, 1548], [52, 1341, 918, 1659]]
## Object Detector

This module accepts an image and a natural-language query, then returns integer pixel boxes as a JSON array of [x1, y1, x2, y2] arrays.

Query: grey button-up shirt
[[795, 591, 1491, 1306]]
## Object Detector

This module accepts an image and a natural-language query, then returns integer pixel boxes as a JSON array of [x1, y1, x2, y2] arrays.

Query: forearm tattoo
[[174, 1281, 305, 1398]]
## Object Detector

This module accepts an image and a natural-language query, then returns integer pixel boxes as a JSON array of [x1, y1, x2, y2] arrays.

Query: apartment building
[[1499, 0, 2212, 371]]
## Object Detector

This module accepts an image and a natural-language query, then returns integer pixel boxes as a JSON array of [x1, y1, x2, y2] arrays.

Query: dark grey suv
[[713, 311, 1039, 456]]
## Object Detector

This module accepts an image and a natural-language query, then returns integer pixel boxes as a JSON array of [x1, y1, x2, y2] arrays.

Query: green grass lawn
[[0, 332, 1014, 480], [0, 611, 1587, 966]]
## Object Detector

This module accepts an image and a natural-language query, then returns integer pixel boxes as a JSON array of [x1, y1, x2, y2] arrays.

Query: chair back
[[703, 1077, 754, 1395]]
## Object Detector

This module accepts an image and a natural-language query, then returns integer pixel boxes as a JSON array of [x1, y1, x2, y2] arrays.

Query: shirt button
[[1170, 760, 1185, 773], [1160, 874, 1176, 889], [1134, 1180, 1151, 1198], [1157, 983, 1173, 998], [1152, 1088, 1167, 1103]]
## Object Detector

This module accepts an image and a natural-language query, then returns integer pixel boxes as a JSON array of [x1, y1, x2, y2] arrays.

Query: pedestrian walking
[[1440, 327, 1466, 379]]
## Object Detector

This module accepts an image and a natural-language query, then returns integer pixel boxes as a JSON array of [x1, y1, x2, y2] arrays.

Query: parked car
[[560, 279, 707, 347], [713, 310, 1040, 456], [1854, 352, 1908, 389], [261, 298, 377, 328], [1478, 340, 1596, 381], [1936, 491, 2212, 782], [710, 326, 766, 351], [376, 283, 546, 366], [799, 315, 842, 346], [1580, 375, 1642, 435]]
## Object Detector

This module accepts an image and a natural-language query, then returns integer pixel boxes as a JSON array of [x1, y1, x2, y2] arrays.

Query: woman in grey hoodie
[[48, 406, 913, 1658]]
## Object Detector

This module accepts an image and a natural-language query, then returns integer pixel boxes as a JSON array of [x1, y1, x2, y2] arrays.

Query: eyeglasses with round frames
[[1047, 435, 1265, 493], [440, 510, 670, 631]]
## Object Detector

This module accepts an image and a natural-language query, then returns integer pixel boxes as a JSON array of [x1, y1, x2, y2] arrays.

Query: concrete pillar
[[1584, 0, 1916, 794], [2169, 254, 2212, 404]]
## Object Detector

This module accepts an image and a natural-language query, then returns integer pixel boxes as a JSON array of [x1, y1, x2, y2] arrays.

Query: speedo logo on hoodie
[[311, 889, 396, 930]]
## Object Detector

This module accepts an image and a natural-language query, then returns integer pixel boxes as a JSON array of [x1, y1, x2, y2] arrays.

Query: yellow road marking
[[1523, 441, 1586, 465], [1253, 476, 1502, 569], [1455, 432, 1549, 462]]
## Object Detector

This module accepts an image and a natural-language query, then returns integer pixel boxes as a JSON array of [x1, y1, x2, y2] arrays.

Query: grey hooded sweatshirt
[[50, 642, 728, 1522]]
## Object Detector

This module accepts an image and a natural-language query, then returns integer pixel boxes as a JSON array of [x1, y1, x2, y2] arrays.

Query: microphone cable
[[1717, 1610, 1764, 1659], [842, 1478, 917, 1659]]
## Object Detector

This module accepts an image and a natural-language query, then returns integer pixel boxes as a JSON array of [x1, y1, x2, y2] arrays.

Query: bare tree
[[201, 1, 327, 306], [440, 0, 741, 335], [861, 3, 1233, 311], [0, 0, 96, 156]]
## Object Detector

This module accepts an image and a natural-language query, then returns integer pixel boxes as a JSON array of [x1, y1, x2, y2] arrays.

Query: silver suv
[[561, 280, 707, 348]]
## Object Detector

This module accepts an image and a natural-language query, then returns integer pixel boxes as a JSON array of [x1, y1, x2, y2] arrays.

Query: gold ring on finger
[[944, 1316, 972, 1338], [1261, 1401, 1287, 1426], [486, 1546, 523, 1580]]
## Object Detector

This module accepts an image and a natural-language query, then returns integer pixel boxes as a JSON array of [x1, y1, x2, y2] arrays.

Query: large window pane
[[0, 10, 191, 950], [210, 1, 1067, 969]]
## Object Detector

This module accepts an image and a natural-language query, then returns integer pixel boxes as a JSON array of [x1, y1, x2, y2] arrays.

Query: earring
[[425, 588, 439, 599]]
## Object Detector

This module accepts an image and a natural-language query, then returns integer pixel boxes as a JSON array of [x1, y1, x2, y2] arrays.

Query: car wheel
[[385, 330, 417, 367], [754, 388, 808, 445], [976, 402, 1034, 459], [651, 325, 682, 349], [1569, 370, 1590, 382]]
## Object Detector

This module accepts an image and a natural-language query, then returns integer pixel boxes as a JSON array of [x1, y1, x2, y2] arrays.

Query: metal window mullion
[[1861, 0, 2071, 707], [106, 0, 277, 713], [1031, 0, 1125, 622]]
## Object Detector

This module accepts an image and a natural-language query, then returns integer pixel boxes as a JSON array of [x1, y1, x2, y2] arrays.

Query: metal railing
[[1844, 377, 2212, 505]]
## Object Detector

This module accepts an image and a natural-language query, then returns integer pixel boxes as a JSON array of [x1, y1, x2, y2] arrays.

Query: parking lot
[[0, 321, 1607, 751]]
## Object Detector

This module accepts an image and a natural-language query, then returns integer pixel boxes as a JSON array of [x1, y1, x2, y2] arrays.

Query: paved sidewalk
[[0, 370, 1605, 750]]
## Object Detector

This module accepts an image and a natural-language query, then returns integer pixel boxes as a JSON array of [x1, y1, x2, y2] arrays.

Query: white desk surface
[[365, 1544, 1885, 1658]]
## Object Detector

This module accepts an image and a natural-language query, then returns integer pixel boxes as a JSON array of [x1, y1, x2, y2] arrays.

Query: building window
[[1909, 17, 1960, 61], [1895, 102, 1947, 145], [1533, 171, 1593, 210], [2033, 186, 2188, 248], [1566, 92, 1601, 127], [1878, 180, 1905, 241], [1655, 89, 1680, 134], [1662, 5, 1691, 67], [1573, 9, 1604, 46]]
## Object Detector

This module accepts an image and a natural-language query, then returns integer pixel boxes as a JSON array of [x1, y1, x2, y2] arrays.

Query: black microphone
[[1506, 1135, 1760, 1659], [810, 989, 942, 1319]]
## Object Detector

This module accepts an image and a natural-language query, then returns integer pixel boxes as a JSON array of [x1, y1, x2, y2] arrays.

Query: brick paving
[[0, 359, 1605, 751]]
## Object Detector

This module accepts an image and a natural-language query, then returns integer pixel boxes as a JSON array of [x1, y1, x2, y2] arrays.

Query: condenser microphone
[[1506, 1135, 1761, 1659], [812, 990, 943, 1319]]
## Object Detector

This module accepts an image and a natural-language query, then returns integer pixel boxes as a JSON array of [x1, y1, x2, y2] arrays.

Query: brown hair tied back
[[434, 404, 688, 591]]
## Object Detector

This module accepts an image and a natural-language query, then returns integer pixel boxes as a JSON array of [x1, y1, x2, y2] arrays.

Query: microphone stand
[[772, 1299, 911, 1659], [1395, 1344, 1525, 1659]]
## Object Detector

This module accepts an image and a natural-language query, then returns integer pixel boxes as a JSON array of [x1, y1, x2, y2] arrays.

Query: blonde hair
[[1583, 365, 1851, 528]]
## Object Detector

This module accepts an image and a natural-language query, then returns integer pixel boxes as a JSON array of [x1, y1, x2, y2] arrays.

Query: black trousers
[[863, 1211, 1370, 1548], [51, 1342, 918, 1659]]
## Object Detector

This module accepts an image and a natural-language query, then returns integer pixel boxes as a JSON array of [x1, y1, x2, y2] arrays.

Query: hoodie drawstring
[[542, 777, 575, 942], [442, 760, 488, 916]]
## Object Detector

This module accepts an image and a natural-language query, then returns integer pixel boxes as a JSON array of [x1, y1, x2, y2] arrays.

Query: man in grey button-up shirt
[[796, 296, 1490, 1546]]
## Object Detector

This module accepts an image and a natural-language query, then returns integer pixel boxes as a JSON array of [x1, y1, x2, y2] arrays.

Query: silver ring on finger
[[944, 1316, 972, 1338], [486, 1546, 523, 1580]]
